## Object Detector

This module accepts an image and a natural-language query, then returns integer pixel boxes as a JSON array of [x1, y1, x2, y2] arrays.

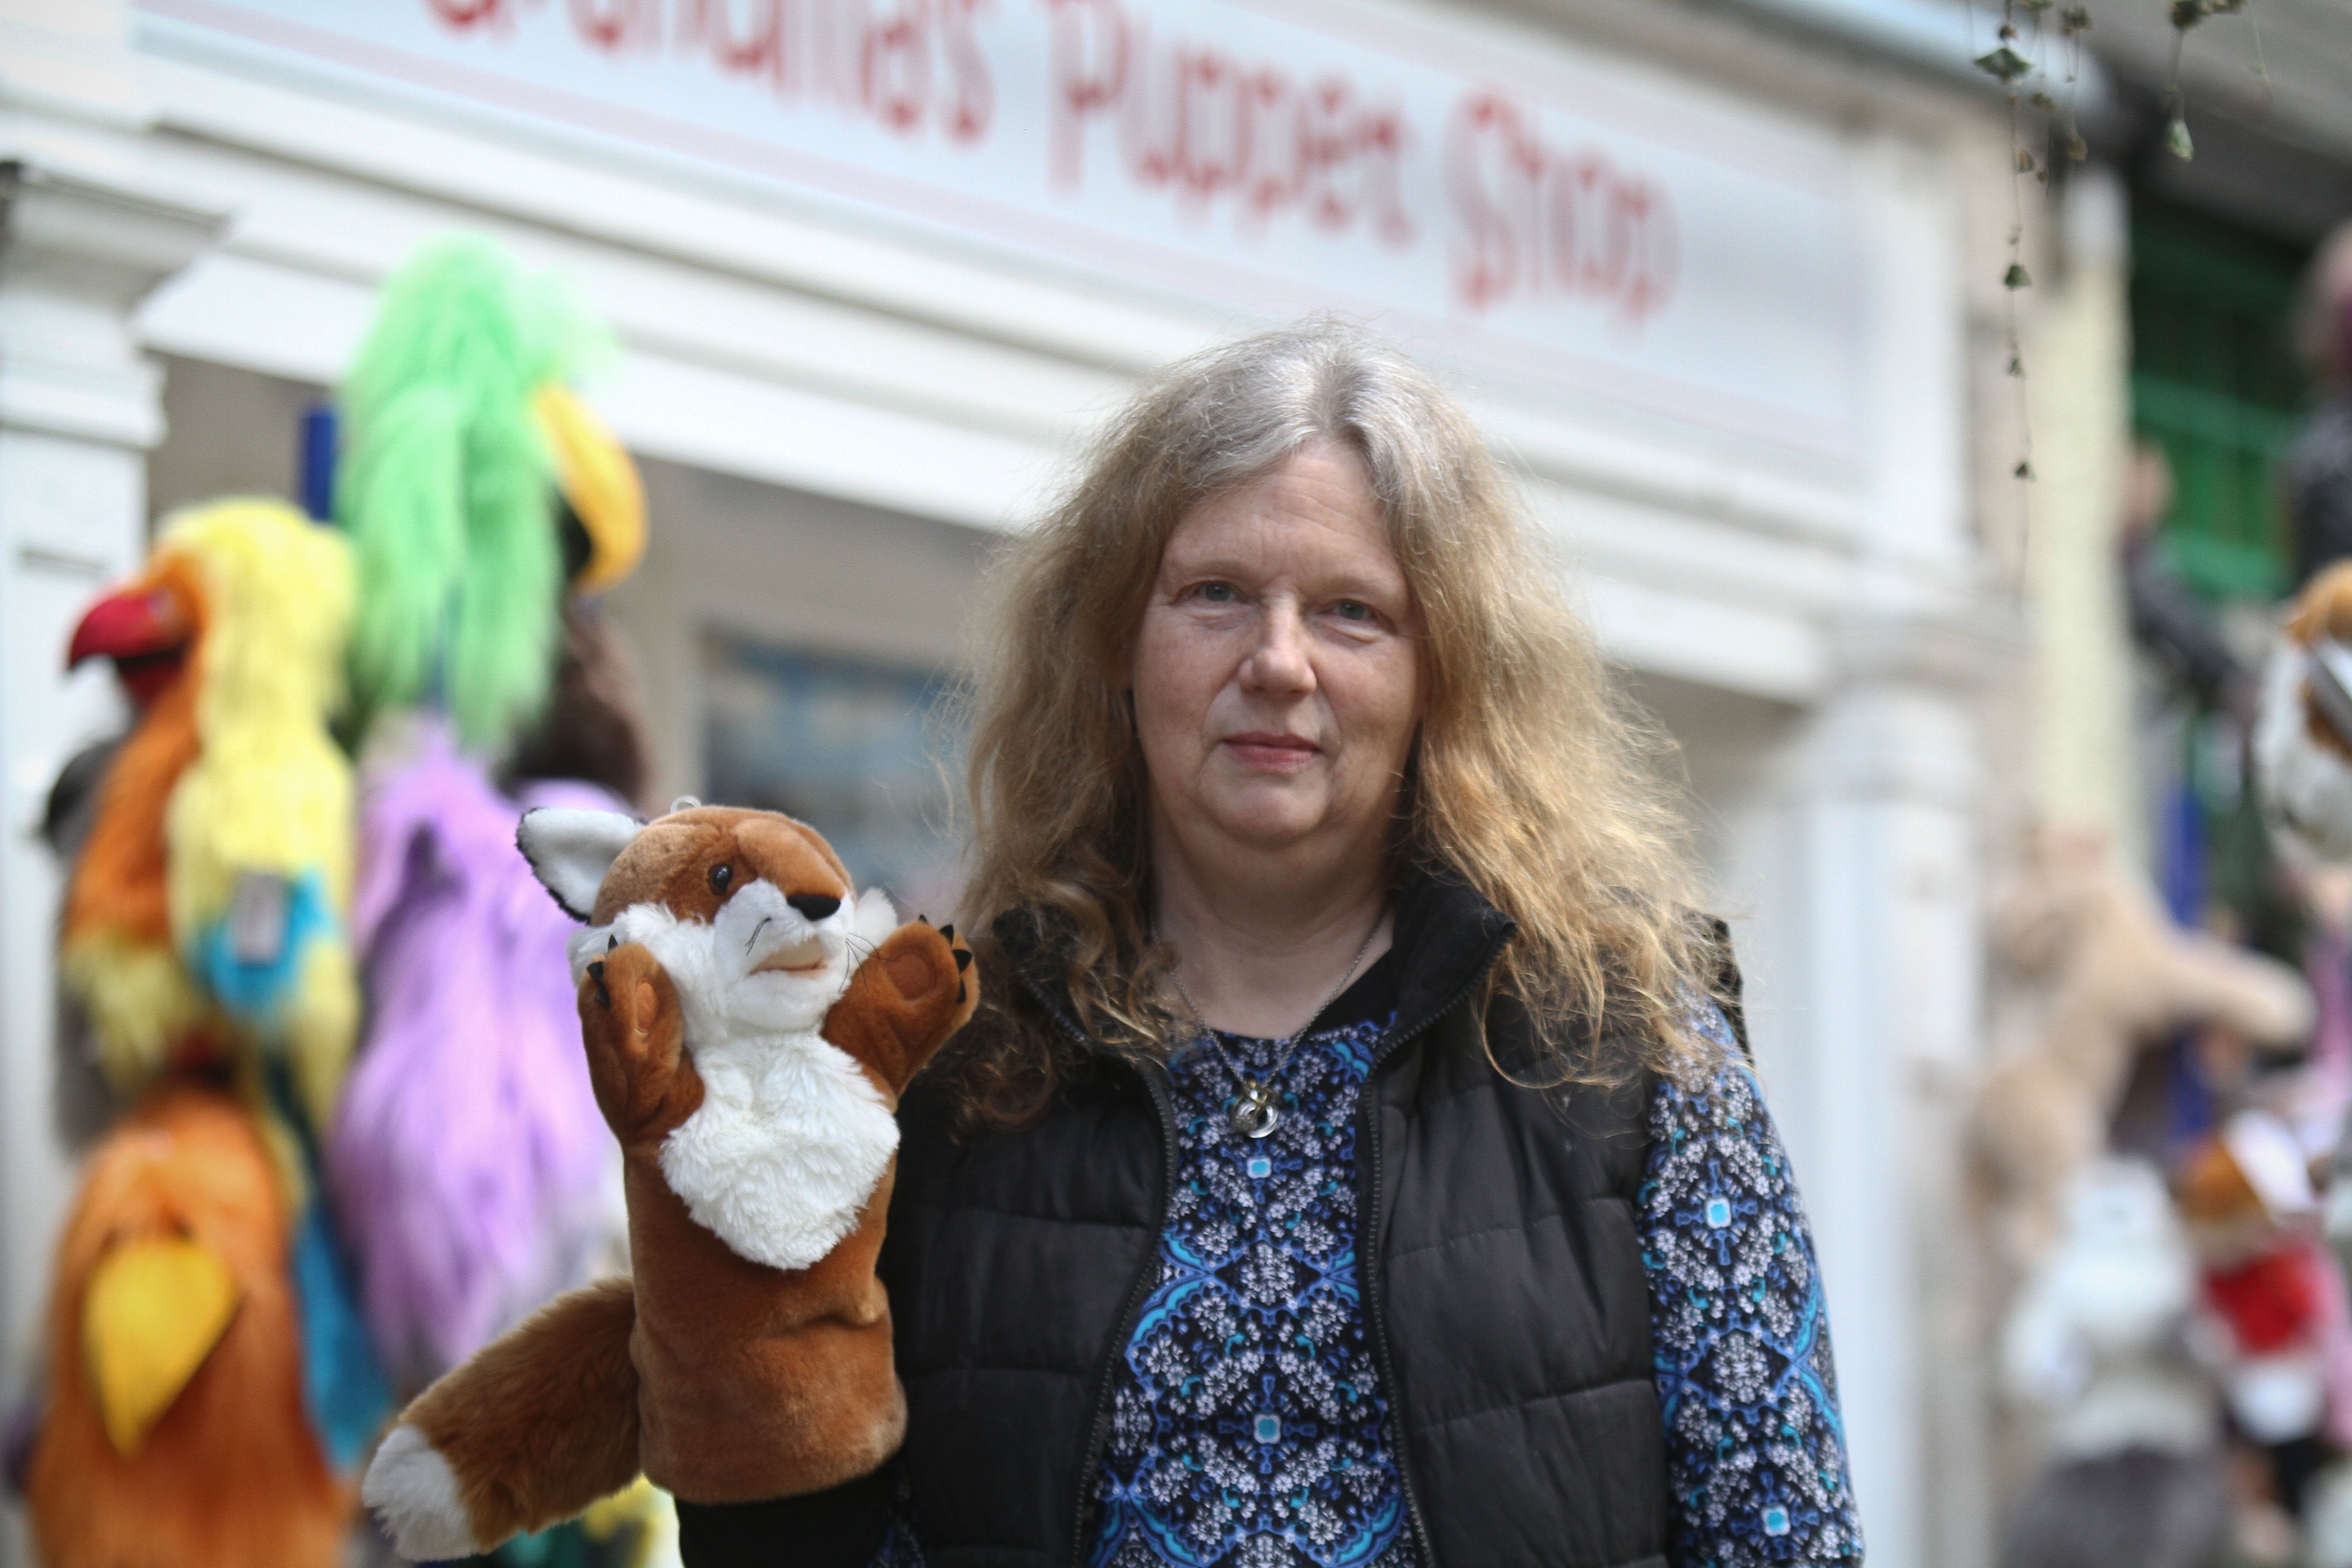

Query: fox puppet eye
[[708, 863, 733, 895]]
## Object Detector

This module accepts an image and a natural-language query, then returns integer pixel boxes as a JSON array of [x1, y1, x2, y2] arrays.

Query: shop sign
[[139, 0, 1865, 457]]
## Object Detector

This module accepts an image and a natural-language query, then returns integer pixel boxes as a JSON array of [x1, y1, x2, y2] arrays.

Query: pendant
[[1229, 1082, 1281, 1140]]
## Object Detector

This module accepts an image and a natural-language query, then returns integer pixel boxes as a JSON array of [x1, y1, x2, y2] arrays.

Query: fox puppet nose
[[785, 894, 841, 922]]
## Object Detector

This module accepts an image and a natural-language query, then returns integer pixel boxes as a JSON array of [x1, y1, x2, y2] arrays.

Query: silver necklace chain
[[1163, 922, 1381, 1141]]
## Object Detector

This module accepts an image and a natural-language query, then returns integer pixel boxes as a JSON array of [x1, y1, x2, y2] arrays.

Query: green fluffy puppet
[[336, 236, 608, 752]]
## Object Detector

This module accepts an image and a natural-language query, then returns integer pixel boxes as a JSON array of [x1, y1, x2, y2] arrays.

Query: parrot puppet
[[330, 725, 631, 1393], [321, 233, 665, 1565], [58, 499, 359, 1130], [334, 232, 642, 757], [24, 1087, 349, 1568], [31, 498, 386, 1568]]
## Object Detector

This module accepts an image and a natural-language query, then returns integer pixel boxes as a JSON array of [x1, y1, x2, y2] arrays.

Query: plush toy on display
[[329, 725, 632, 1394], [42, 663, 163, 1153], [57, 501, 359, 1123], [2176, 1114, 2352, 1506], [2259, 562, 2352, 862], [1974, 829, 2314, 1272], [333, 233, 631, 754], [1999, 1159, 2230, 1568], [25, 499, 381, 1568], [363, 804, 979, 1558], [25, 1089, 351, 1568], [316, 231, 678, 1566], [324, 230, 651, 1379]]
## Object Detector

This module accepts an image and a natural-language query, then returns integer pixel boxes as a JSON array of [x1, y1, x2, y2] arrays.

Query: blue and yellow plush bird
[[61, 499, 359, 1133]]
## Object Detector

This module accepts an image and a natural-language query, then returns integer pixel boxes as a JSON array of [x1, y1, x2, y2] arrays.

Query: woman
[[683, 324, 1862, 1566]]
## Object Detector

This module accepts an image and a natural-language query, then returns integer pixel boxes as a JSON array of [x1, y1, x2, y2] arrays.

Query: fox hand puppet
[[361, 803, 977, 1558]]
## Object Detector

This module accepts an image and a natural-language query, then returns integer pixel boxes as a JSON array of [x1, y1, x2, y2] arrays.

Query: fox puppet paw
[[580, 939, 702, 1147], [827, 918, 979, 1092]]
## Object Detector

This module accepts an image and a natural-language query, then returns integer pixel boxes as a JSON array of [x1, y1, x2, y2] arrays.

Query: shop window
[[2129, 200, 2311, 602], [702, 635, 964, 914]]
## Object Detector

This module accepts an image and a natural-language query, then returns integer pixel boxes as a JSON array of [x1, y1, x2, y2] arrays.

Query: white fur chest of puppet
[[573, 883, 904, 1272]]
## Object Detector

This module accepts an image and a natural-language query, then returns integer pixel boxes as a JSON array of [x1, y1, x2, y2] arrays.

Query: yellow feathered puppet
[[60, 499, 358, 1132], [32, 498, 384, 1568]]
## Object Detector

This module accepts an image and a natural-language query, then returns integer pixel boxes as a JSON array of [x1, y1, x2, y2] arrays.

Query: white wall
[[0, 159, 224, 1568]]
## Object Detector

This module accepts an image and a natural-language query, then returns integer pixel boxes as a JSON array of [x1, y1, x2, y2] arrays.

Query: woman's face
[[1130, 442, 1422, 871]]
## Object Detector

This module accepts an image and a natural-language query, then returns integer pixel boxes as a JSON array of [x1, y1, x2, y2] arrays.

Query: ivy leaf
[[2030, 90, 2057, 110], [2165, 114, 2195, 159], [2061, 5, 2092, 33], [2005, 262, 2034, 289], [1975, 45, 2035, 82], [2016, 460, 2036, 480]]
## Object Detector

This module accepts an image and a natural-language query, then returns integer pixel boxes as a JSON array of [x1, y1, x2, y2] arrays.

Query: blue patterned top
[[875, 982, 1861, 1568], [1644, 1009, 1862, 1567], [1089, 1013, 1408, 1568]]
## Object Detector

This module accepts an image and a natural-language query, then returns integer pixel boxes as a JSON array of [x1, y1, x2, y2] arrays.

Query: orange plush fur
[[2286, 562, 2352, 760], [368, 806, 976, 1554], [60, 554, 219, 1092], [62, 554, 209, 951], [26, 1086, 348, 1568]]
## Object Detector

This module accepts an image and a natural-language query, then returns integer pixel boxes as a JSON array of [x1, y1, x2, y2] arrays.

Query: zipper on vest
[[1016, 974, 1177, 1568], [1356, 943, 1506, 1568]]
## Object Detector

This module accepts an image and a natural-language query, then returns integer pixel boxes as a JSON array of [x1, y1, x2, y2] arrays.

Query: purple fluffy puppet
[[330, 722, 628, 1392]]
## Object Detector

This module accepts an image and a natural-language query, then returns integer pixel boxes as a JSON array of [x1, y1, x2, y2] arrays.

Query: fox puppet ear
[[517, 808, 643, 921]]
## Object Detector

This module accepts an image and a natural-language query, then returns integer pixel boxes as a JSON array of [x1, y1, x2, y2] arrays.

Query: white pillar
[[0, 159, 222, 1568], [2026, 167, 2139, 859], [1732, 609, 2003, 1568]]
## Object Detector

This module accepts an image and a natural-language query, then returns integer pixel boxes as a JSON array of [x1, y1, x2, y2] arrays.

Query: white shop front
[[0, 3, 2023, 1563]]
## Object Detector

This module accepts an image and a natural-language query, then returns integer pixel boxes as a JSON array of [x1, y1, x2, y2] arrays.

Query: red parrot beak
[[67, 586, 191, 709]]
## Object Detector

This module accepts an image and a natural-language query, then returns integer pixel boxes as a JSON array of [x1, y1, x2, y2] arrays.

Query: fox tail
[[363, 1277, 641, 1560]]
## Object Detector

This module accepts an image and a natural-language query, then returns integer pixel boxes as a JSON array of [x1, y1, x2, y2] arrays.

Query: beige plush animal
[[1974, 829, 2312, 1272]]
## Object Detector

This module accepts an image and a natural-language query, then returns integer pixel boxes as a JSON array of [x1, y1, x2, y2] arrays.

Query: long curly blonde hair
[[954, 322, 1707, 1123]]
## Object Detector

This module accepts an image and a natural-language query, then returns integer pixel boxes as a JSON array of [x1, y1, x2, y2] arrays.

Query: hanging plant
[[1974, 0, 2084, 488], [2162, 0, 2270, 161]]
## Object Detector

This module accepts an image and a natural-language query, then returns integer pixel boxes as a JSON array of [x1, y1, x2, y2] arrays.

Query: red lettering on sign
[[938, 0, 994, 140], [862, 0, 928, 132], [1048, 0, 1128, 186], [573, 0, 674, 47], [430, 0, 525, 28], [1048, 0, 1408, 246], [410, 0, 1681, 331], [657, 0, 991, 138], [683, 0, 787, 79], [1444, 90, 1673, 322]]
